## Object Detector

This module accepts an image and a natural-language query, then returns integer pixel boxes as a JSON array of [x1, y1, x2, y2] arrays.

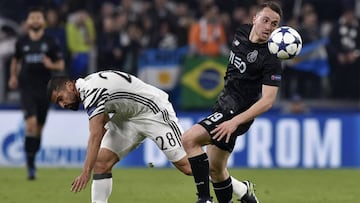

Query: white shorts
[[100, 103, 186, 163]]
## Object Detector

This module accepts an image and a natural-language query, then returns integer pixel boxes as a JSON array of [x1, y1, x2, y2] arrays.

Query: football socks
[[92, 173, 113, 203], [212, 176, 233, 203], [188, 153, 211, 199], [230, 176, 247, 199], [24, 136, 40, 179]]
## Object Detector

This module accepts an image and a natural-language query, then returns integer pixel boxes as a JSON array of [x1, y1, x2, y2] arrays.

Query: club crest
[[247, 50, 258, 63]]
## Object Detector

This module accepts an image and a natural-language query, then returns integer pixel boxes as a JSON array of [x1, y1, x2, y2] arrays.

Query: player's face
[[252, 7, 281, 43], [51, 82, 81, 111], [26, 11, 45, 32]]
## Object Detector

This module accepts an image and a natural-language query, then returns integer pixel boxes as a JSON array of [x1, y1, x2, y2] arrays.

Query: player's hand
[[211, 119, 238, 143], [42, 55, 53, 69], [71, 171, 91, 193], [8, 76, 18, 90]]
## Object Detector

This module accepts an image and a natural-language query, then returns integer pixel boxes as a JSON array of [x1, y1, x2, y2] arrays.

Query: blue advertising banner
[[0, 110, 359, 168], [114, 112, 360, 168]]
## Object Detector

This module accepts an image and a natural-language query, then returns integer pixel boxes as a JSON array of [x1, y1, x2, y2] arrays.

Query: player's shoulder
[[235, 24, 252, 37], [16, 34, 30, 44], [42, 34, 58, 43]]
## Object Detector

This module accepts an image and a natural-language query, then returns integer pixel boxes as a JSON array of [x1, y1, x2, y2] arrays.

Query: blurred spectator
[[111, 11, 137, 73], [117, 0, 140, 23], [231, 6, 249, 30], [327, 7, 360, 100], [219, 11, 232, 47], [154, 19, 178, 49], [0, 24, 18, 103], [188, 3, 228, 57], [45, 8, 67, 56], [173, 1, 195, 46], [139, 13, 157, 48], [65, 10, 96, 79], [146, 0, 177, 40], [96, 16, 123, 71], [121, 21, 143, 75], [284, 3, 326, 99], [0, 0, 359, 107], [281, 93, 311, 114], [94, 1, 116, 34]]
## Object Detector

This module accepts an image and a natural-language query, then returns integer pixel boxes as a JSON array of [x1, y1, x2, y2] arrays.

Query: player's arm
[[212, 85, 278, 142], [233, 84, 278, 123], [43, 37, 65, 71], [43, 56, 65, 71], [84, 113, 107, 173], [8, 57, 20, 90], [71, 113, 108, 193], [8, 39, 23, 90]]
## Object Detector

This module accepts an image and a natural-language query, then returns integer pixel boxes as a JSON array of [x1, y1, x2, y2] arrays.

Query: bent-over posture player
[[47, 70, 245, 202]]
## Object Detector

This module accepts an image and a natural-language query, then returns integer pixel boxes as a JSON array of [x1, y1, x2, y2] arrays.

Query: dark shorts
[[199, 109, 254, 152], [20, 89, 50, 125]]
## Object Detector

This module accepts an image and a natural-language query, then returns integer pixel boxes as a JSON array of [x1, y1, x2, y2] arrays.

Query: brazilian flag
[[180, 56, 228, 110]]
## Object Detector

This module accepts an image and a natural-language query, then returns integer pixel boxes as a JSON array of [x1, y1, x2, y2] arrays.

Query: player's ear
[[65, 81, 74, 90], [252, 15, 257, 24]]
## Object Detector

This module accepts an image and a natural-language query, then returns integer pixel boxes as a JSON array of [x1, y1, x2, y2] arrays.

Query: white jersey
[[75, 70, 186, 162], [76, 70, 170, 120]]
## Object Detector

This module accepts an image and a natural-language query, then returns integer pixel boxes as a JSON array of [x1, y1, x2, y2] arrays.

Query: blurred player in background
[[8, 7, 65, 180], [47, 70, 245, 202], [181, 1, 283, 203]]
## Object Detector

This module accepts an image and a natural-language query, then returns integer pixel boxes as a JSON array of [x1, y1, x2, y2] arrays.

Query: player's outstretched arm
[[71, 113, 107, 193]]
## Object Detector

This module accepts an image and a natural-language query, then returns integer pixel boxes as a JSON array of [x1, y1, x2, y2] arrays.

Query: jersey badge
[[41, 43, 48, 52], [23, 45, 30, 52], [247, 50, 258, 63], [233, 39, 240, 46]]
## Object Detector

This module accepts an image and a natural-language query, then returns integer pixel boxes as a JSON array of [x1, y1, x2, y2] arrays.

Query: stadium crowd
[[0, 0, 359, 108]]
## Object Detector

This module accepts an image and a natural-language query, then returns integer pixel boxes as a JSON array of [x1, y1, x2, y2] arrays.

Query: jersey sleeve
[[262, 55, 282, 87], [83, 87, 109, 120], [46, 37, 64, 62], [13, 39, 23, 60]]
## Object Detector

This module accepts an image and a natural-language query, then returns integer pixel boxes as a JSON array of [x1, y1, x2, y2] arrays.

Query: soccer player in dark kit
[[8, 7, 65, 180], [181, 1, 283, 203]]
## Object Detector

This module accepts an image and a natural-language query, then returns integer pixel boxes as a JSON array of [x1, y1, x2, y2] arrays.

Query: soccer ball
[[268, 26, 302, 60]]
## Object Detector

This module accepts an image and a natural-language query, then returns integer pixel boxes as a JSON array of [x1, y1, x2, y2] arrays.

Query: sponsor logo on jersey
[[271, 74, 282, 81], [25, 53, 43, 63], [229, 50, 247, 73]]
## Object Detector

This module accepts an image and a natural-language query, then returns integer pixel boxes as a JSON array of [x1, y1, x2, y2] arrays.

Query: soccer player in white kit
[[47, 70, 244, 202]]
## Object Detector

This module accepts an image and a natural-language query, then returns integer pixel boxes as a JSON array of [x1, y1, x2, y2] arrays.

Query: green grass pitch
[[0, 167, 358, 203]]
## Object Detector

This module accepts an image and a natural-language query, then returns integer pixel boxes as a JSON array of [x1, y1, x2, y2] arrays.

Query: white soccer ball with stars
[[267, 26, 302, 60]]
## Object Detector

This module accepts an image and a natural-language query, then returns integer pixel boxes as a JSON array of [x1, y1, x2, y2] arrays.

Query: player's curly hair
[[47, 76, 72, 101]]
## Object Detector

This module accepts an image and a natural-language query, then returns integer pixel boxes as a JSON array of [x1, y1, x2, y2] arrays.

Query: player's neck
[[28, 30, 44, 41], [249, 29, 266, 44]]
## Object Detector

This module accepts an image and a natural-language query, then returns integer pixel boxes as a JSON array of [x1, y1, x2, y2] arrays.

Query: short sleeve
[[262, 55, 282, 87], [13, 39, 22, 59], [46, 37, 63, 61]]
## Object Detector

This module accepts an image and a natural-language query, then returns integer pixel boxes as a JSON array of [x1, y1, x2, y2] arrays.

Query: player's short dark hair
[[27, 6, 45, 16], [258, 1, 283, 18], [47, 76, 72, 101]]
